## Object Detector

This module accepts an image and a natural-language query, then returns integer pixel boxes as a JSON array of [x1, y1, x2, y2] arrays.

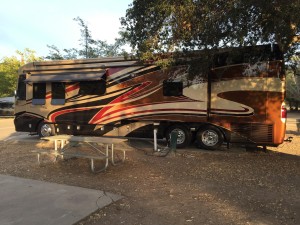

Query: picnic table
[[34, 135, 129, 173]]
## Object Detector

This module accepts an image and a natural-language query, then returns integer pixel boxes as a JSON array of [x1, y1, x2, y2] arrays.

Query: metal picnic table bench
[[34, 135, 129, 173]]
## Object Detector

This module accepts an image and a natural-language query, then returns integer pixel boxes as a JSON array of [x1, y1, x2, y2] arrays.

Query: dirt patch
[[0, 133, 299, 225]]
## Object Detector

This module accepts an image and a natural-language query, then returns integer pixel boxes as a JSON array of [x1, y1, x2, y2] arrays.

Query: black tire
[[196, 125, 224, 150], [166, 125, 192, 149], [37, 122, 55, 137]]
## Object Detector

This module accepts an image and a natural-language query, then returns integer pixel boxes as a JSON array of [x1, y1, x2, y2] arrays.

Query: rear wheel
[[196, 125, 224, 150], [37, 122, 55, 137], [166, 125, 192, 149]]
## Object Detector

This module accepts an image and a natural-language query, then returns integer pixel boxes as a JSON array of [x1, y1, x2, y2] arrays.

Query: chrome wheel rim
[[201, 130, 218, 146], [40, 124, 52, 137], [172, 128, 186, 145]]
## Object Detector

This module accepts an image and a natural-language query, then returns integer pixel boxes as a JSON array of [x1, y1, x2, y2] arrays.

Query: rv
[[14, 44, 286, 150]]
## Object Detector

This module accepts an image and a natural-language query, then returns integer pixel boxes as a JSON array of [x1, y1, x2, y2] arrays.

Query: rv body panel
[[14, 45, 286, 147]]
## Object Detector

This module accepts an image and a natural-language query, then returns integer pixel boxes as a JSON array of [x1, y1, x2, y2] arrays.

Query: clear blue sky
[[0, 0, 132, 59]]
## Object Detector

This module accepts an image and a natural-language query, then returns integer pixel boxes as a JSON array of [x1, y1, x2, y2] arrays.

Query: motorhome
[[14, 44, 286, 149]]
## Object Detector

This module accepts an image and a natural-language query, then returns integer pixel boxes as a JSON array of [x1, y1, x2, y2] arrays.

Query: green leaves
[[46, 17, 127, 60], [0, 48, 41, 97], [121, 0, 300, 57]]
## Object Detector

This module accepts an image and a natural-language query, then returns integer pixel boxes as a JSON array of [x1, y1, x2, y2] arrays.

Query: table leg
[[37, 153, 41, 164], [111, 144, 116, 165], [61, 139, 65, 149], [54, 140, 58, 151], [105, 144, 109, 168], [90, 144, 109, 173], [111, 144, 126, 165]]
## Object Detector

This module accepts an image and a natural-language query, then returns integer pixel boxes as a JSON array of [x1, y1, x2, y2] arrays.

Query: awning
[[25, 71, 106, 83]]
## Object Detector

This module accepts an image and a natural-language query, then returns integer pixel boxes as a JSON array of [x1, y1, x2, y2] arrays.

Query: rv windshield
[[16, 75, 26, 100]]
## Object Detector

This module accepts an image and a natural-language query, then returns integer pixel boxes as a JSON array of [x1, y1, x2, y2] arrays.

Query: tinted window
[[16, 75, 26, 100], [51, 82, 65, 105], [163, 81, 183, 96], [32, 83, 46, 105], [79, 79, 106, 95]]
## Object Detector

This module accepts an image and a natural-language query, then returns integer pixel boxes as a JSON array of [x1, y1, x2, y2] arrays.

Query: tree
[[0, 49, 42, 97], [74, 16, 97, 58], [45, 45, 79, 60], [120, 0, 300, 58], [286, 54, 300, 110], [45, 45, 65, 60], [46, 17, 127, 60]]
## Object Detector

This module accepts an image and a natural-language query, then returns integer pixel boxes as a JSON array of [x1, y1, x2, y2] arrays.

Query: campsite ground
[[0, 113, 299, 225]]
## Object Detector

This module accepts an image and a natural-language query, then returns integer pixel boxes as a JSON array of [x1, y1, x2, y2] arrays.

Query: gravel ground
[[0, 113, 299, 225]]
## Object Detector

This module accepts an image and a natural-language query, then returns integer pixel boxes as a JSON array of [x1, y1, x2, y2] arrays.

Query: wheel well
[[35, 119, 45, 132], [160, 122, 230, 142], [163, 123, 193, 148], [197, 124, 229, 142], [162, 123, 189, 137]]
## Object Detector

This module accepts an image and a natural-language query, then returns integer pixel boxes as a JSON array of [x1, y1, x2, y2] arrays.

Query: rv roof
[[18, 56, 140, 74], [18, 44, 281, 75]]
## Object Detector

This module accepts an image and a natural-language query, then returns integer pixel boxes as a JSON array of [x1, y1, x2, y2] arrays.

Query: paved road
[[286, 112, 300, 133], [0, 118, 39, 142], [0, 175, 122, 225], [0, 118, 123, 225], [0, 118, 16, 140]]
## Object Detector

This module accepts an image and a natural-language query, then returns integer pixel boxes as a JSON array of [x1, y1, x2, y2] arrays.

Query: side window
[[79, 79, 106, 95], [51, 82, 65, 105], [16, 75, 26, 100], [163, 81, 183, 96], [32, 83, 46, 105]]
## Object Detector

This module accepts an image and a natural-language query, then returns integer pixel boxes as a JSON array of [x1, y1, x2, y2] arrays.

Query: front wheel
[[196, 125, 224, 150], [37, 122, 55, 137], [166, 125, 192, 149]]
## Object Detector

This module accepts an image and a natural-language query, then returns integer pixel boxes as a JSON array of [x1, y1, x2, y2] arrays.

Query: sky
[[0, 0, 133, 59]]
